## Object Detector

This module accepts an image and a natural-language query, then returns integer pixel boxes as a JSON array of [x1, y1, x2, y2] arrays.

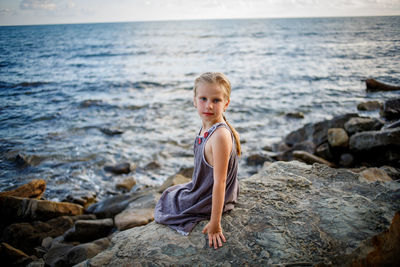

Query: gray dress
[[154, 122, 239, 235]]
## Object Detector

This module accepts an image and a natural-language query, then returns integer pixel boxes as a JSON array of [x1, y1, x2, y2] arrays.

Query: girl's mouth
[[203, 112, 213, 116]]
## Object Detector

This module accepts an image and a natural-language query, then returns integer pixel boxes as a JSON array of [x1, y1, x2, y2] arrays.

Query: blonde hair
[[194, 72, 241, 156]]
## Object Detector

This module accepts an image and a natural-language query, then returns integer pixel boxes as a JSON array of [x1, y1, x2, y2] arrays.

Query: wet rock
[[63, 191, 97, 209], [327, 128, 349, 147], [339, 153, 354, 167], [0, 196, 84, 225], [315, 142, 333, 161], [104, 162, 135, 175], [272, 141, 291, 152], [246, 154, 273, 166], [0, 179, 46, 199], [64, 219, 114, 243], [158, 174, 191, 193], [14, 153, 46, 167], [285, 112, 304, 119], [115, 176, 136, 192], [43, 243, 73, 267], [176, 166, 194, 178], [144, 161, 161, 170], [380, 98, 400, 120], [292, 140, 316, 154], [262, 144, 273, 151], [383, 119, 400, 129], [344, 117, 383, 135], [2, 216, 75, 255], [114, 192, 158, 231], [79, 99, 103, 108], [366, 78, 400, 92], [99, 128, 123, 136], [349, 127, 400, 151], [359, 168, 392, 183], [41, 237, 53, 250], [26, 258, 45, 267], [333, 211, 400, 266], [357, 100, 382, 111], [1, 242, 33, 267], [284, 113, 358, 146], [292, 151, 335, 167], [86, 190, 156, 218], [78, 161, 400, 266]]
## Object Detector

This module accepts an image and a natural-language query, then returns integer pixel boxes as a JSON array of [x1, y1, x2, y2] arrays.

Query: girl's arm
[[202, 127, 232, 249]]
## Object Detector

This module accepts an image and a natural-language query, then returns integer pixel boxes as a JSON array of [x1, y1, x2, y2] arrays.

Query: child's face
[[194, 82, 229, 124]]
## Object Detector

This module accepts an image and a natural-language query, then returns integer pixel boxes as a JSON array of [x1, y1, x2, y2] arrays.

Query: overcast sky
[[1, 0, 400, 26]]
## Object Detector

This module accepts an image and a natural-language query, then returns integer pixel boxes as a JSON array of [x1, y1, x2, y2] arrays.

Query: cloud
[[20, 0, 57, 11]]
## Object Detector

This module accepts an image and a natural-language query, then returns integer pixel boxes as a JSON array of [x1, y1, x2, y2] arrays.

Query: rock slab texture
[[77, 161, 399, 266]]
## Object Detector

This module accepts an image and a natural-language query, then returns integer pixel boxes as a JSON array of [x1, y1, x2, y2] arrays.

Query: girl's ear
[[224, 98, 230, 111]]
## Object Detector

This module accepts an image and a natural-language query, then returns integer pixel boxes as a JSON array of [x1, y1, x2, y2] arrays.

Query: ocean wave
[[0, 81, 52, 89]]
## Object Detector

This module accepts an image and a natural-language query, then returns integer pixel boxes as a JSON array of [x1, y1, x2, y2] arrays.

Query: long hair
[[194, 72, 241, 156]]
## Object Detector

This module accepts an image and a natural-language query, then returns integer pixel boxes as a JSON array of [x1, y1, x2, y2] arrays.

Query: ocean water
[[1, 16, 400, 201]]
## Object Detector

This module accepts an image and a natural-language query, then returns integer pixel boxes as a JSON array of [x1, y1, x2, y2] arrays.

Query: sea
[[1, 16, 399, 201]]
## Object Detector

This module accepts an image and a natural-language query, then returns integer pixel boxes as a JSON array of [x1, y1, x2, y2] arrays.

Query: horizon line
[[1, 14, 399, 27]]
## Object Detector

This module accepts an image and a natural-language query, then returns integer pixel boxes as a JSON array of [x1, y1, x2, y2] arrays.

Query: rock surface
[[0, 179, 46, 199], [349, 127, 400, 151], [366, 78, 400, 92], [77, 161, 400, 266], [327, 128, 349, 147], [344, 117, 383, 135], [357, 100, 382, 111]]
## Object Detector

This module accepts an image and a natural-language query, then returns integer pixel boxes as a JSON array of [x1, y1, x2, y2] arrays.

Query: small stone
[[315, 142, 333, 161], [144, 161, 161, 170], [100, 128, 123, 136], [116, 176, 136, 191], [64, 219, 114, 243], [158, 174, 191, 193], [285, 112, 304, 119], [380, 98, 400, 120], [327, 128, 349, 147], [339, 153, 354, 167], [246, 154, 272, 166], [41, 237, 53, 250], [104, 162, 135, 175], [357, 100, 382, 111], [114, 208, 154, 231]]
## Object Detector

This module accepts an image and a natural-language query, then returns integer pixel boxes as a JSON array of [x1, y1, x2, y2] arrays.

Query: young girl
[[154, 72, 241, 250]]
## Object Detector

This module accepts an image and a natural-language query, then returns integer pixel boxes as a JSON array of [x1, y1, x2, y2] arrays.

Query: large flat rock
[[78, 161, 400, 266]]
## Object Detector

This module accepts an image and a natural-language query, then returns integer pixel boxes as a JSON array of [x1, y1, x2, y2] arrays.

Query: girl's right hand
[[202, 221, 226, 249]]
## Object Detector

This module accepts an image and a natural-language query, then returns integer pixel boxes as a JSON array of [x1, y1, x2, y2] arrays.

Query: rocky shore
[[1, 79, 400, 266]]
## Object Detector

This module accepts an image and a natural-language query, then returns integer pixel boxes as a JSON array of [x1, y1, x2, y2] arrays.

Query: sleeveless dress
[[154, 122, 239, 236]]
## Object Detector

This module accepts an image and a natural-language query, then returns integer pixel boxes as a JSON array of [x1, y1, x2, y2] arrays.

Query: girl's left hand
[[202, 221, 226, 249]]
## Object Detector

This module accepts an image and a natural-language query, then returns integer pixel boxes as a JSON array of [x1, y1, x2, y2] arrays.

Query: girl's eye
[[213, 99, 220, 103], [201, 97, 207, 101]]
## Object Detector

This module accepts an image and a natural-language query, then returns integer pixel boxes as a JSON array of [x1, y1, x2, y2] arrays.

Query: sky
[[1, 0, 400, 26]]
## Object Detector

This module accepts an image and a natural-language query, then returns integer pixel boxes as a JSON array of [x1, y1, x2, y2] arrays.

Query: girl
[[154, 72, 241, 250]]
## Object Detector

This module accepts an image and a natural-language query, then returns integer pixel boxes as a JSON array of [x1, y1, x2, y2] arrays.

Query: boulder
[[245, 154, 273, 166], [115, 176, 136, 192], [339, 153, 354, 167], [0, 196, 84, 224], [2, 216, 75, 255], [0, 179, 46, 199], [359, 168, 392, 183], [114, 192, 158, 231], [357, 100, 382, 111], [349, 127, 400, 151], [158, 174, 191, 193], [86, 190, 156, 218], [344, 117, 383, 135], [327, 128, 349, 147], [315, 142, 333, 161], [103, 163, 135, 175], [64, 219, 114, 243], [380, 98, 400, 120], [366, 78, 400, 92], [332, 211, 400, 266], [176, 166, 194, 178], [63, 191, 97, 209], [284, 113, 358, 146], [292, 150, 335, 167], [77, 161, 400, 266], [1, 242, 33, 267]]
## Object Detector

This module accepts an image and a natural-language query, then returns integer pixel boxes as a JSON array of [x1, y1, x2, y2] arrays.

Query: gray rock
[[380, 98, 400, 120], [285, 112, 304, 119], [103, 163, 135, 175], [284, 113, 358, 146], [344, 117, 383, 135], [86, 190, 157, 218], [315, 142, 333, 161], [380, 166, 400, 180], [78, 161, 400, 266], [64, 219, 114, 243], [63, 190, 97, 209], [176, 166, 194, 178], [349, 127, 400, 151], [357, 100, 382, 111], [292, 140, 316, 154], [246, 154, 273, 166]]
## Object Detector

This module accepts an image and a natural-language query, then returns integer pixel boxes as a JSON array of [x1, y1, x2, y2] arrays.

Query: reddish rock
[[0, 179, 46, 199]]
